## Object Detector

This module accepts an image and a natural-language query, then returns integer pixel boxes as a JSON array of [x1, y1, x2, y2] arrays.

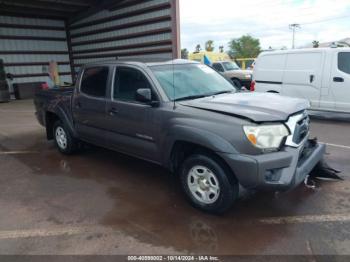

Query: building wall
[[0, 15, 72, 84], [68, 0, 179, 73]]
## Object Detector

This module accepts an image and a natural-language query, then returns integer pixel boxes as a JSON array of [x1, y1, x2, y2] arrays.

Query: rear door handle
[[333, 77, 344, 83], [109, 108, 119, 116]]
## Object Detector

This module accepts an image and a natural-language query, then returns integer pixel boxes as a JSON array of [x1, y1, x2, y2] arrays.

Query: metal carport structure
[[0, 0, 180, 86]]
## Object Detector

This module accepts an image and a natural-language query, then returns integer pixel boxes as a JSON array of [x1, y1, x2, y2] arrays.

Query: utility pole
[[289, 24, 301, 49]]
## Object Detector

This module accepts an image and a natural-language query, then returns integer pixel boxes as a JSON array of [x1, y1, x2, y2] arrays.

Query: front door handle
[[333, 77, 344, 83], [109, 108, 119, 116]]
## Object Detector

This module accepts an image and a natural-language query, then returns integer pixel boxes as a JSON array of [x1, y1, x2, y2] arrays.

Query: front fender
[[162, 125, 238, 167]]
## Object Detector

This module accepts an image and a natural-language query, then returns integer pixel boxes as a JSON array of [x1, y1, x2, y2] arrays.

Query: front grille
[[292, 116, 310, 145], [285, 111, 310, 148]]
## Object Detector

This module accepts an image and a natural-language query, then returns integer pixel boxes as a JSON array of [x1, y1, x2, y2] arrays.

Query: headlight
[[243, 124, 290, 150]]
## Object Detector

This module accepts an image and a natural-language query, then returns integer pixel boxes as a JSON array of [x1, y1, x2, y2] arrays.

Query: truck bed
[[34, 88, 74, 127]]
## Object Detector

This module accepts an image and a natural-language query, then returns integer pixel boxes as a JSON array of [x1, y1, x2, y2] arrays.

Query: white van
[[252, 48, 350, 115]]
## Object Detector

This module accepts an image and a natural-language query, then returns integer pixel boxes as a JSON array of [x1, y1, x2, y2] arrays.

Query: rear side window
[[212, 63, 224, 72], [80, 67, 109, 97], [338, 52, 350, 74]]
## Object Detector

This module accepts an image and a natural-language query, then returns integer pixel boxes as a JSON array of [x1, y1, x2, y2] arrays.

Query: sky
[[179, 0, 350, 52]]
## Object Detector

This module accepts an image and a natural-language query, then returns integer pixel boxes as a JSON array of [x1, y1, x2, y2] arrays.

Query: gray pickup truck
[[34, 59, 326, 214]]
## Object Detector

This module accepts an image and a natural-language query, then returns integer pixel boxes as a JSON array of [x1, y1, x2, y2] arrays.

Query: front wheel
[[53, 120, 79, 155], [180, 154, 239, 214]]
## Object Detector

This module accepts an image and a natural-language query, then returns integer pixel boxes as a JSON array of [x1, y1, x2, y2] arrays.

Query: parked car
[[211, 61, 252, 89], [252, 48, 350, 115], [34, 60, 325, 214]]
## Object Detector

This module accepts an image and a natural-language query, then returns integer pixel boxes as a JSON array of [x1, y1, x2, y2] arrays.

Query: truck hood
[[224, 69, 252, 79], [179, 92, 310, 122], [232, 69, 252, 74]]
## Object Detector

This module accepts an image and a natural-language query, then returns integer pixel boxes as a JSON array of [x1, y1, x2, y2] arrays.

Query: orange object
[[247, 134, 257, 145]]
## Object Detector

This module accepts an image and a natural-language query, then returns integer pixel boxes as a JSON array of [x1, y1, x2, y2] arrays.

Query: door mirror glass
[[135, 88, 152, 103]]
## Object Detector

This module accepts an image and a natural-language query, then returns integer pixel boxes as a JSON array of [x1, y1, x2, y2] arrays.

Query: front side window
[[114, 67, 152, 102], [338, 52, 350, 74], [151, 64, 235, 101], [80, 67, 109, 97]]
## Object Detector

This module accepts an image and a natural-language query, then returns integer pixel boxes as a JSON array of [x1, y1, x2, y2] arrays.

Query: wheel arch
[[168, 141, 237, 179], [45, 107, 77, 140]]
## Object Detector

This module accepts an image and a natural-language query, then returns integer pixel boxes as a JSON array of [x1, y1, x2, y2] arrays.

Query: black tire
[[179, 153, 239, 214], [232, 79, 242, 89], [53, 120, 79, 155]]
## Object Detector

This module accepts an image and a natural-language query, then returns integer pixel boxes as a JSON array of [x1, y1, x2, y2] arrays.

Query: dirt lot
[[0, 100, 349, 256]]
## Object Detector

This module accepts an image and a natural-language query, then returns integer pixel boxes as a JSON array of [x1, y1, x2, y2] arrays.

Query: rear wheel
[[180, 153, 239, 214], [53, 120, 79, 155]]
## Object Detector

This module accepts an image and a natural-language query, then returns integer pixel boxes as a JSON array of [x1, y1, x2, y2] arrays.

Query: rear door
[[73, 66, 110, 144], [254, 53, 286, 93], [330, 51, 350, 112], [282, 52, 323, 109]]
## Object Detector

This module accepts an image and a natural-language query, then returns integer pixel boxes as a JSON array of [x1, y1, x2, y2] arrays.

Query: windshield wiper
[[174, 95, 207, 102], [210, 90, 234, 96], [174, 90, 234, 102]]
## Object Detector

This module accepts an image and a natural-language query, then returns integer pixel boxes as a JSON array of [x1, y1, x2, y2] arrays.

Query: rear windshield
[[150, 64, 235, 101]]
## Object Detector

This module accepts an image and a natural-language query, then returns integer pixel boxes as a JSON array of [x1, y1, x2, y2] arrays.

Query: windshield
[[223, 61, 240, 71], [151, 64, 235, 101]]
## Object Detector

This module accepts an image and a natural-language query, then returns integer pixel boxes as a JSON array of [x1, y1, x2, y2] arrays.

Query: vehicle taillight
[[250, 81, 255, 92]]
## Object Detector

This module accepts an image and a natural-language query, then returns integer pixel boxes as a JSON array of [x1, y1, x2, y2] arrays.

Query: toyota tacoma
[[34, 60, 326, 214]]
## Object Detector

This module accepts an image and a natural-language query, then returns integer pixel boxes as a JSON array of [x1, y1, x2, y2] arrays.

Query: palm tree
[[195, 44, 201, 53], [205, 40, 214, 52], [312, 40, 320, 48]]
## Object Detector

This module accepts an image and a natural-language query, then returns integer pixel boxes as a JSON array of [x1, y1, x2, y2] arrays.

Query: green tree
[[195, 44, 201, 53], [219, 45, 224, 53], [228, 35, 261, 59], [205, 40, 214, 52], [312, 40, 320, 48], [181, 48, 189, 59]]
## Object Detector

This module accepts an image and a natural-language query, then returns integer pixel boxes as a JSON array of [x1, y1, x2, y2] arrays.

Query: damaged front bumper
[[219, 139, 326, 191]]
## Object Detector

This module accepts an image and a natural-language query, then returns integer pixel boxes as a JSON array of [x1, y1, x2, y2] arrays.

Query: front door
[[105, 66, 160, 162], [73, 66, 110, 144], [331, 51, 350, 113]]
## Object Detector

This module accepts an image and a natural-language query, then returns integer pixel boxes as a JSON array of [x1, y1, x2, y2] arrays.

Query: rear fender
[[45, 106, 77, 139]]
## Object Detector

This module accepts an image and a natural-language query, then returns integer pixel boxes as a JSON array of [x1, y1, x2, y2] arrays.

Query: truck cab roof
[[82, 59, 199, 69]]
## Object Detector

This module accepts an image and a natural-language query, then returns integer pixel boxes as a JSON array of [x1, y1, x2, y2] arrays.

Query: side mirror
[[135, 88, 152, 103]]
